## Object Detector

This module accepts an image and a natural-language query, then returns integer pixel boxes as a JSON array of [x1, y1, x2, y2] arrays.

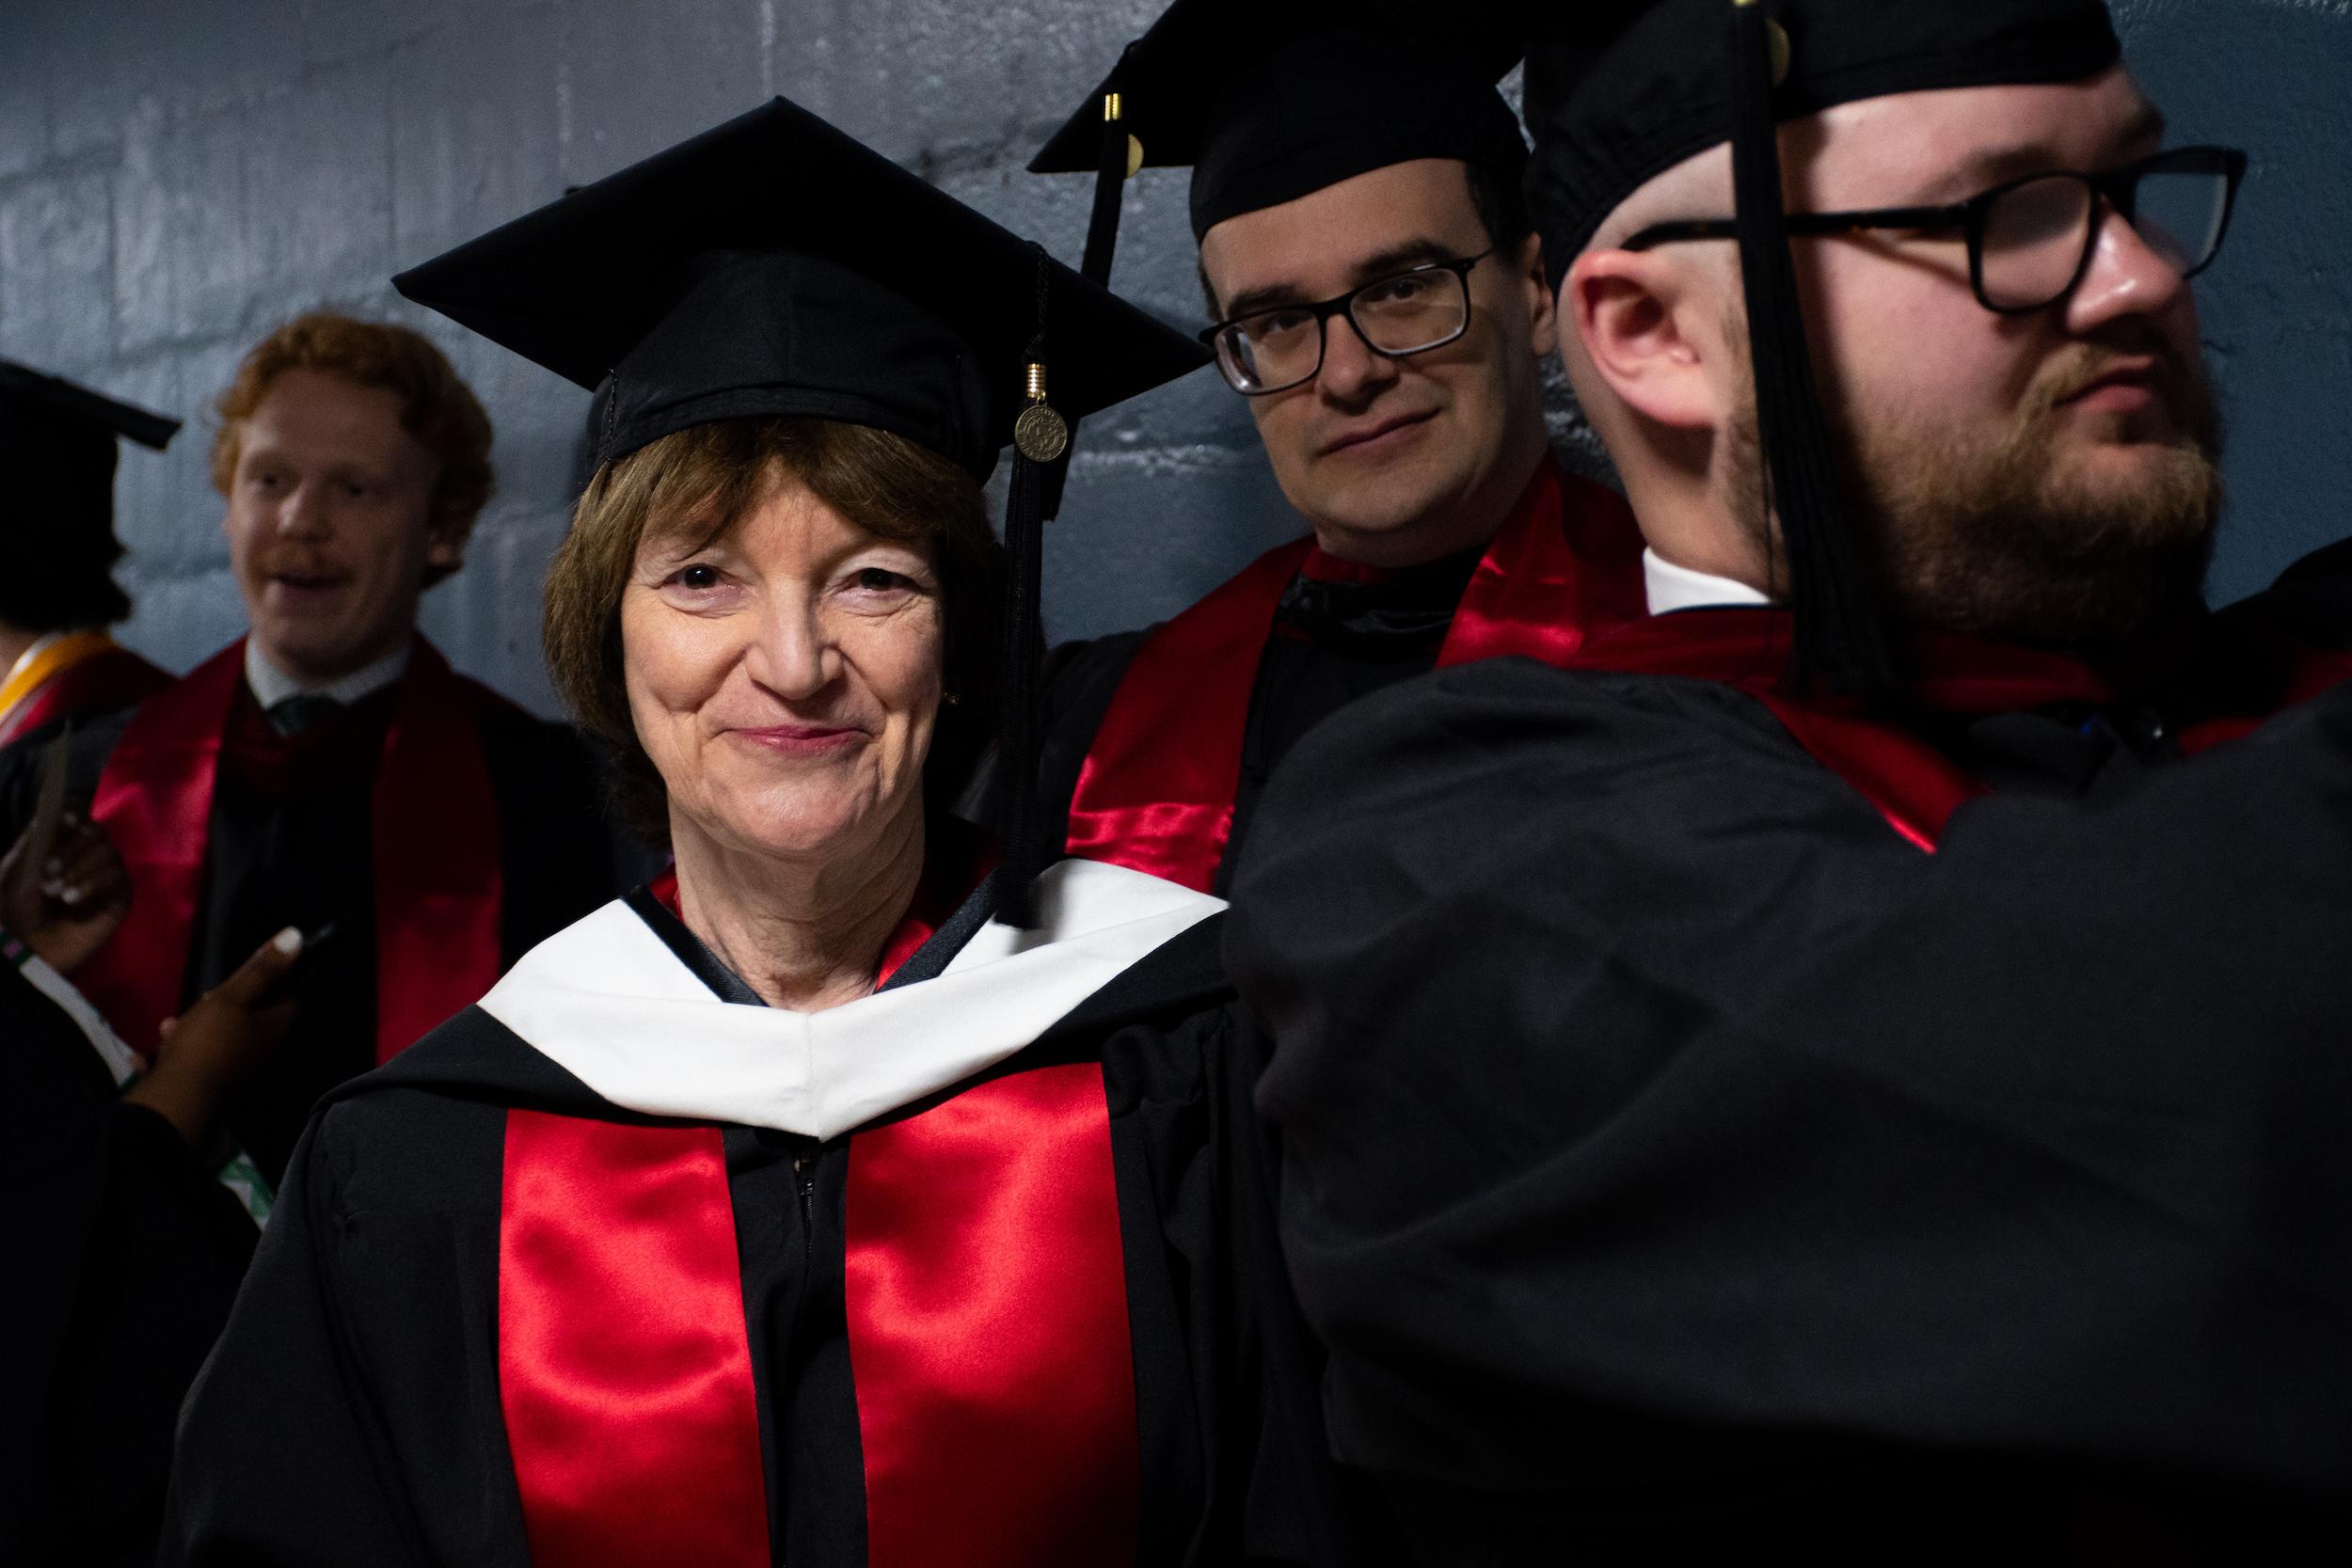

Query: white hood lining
[[479, 858, 1223, 1140]]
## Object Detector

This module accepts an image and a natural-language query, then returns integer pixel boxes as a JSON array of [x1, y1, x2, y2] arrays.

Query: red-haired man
[[0, 312, 629, 1188]]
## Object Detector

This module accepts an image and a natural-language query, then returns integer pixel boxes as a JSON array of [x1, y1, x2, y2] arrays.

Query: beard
[[1726, 330, 2225, 652]]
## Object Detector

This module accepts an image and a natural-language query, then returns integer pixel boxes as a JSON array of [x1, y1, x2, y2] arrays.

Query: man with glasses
[[1223, 0, 2352, 1554], [1024, 0, 1645, 895]]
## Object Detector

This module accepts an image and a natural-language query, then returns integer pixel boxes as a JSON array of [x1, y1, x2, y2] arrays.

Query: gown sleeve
[[162, 1107, 431, 1567], [1224, 660, 2352, 1531], [1097, 985, 1402, 1568], [0, 961, 256, 1568]]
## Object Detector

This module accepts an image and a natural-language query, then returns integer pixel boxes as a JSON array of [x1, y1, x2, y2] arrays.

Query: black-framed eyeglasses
[[1200, 249, 1494, 395], [1622, 146, 2247, 315]]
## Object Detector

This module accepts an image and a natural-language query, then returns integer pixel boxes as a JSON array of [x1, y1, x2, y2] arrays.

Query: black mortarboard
[[1523, 0, 2122, 692], [393, 98, 1204, 479], [0, 360, 178, 515], [394, 97, 1210, 924], [0, 362, 178, 628], [0, 361, 180, 462], [1030, 0, 1528, 280]]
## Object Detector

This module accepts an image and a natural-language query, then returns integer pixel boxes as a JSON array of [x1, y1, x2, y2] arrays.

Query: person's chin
[[250, 619, 368, 678], [706, 794, 879, 864], [2062, 436, 2216, 501], [1306, 458, 1452, 539]]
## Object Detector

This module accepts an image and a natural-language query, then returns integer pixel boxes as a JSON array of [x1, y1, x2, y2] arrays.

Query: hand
[[123, 927, 303, 1148], [0, 814, 131, 974]]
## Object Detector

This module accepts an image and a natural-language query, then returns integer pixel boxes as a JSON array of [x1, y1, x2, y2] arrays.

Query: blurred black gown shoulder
[[0, 957, 255, 1568], [1224, 544, 2352, 1560]]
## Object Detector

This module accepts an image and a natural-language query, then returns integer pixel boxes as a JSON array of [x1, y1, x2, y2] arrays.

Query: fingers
[[211, 926, 305, 1007], [44, 850, 127, 911], [37, 817, 125, 908]]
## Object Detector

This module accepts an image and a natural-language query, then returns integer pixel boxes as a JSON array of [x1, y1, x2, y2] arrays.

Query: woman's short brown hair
[[544, 416, 1004, 842], [211, 311, 495, 587]]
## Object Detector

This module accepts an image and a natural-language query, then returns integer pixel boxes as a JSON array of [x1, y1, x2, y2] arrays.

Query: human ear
[[424, 522, 466, 573], [1565, 248, 1724, 433], [1516, 233, 1559, 360]]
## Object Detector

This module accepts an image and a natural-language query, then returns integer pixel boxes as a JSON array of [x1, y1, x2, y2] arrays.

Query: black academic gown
[[164, 869, 1370, 1568], [0, 681, 642, 1187], [1225, 592, 2352, 1559], [1035, 552, 1477, 895], [0, 957, 256, 1568]]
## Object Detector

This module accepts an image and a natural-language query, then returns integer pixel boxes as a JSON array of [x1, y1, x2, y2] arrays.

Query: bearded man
[[1221, 0, 2352, 1557]]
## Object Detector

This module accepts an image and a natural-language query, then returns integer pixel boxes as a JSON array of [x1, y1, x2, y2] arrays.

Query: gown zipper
[[792, 1148, 818, 1261]]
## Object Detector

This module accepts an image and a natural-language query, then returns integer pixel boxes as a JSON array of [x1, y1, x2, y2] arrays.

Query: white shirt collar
[[479, 858, 1225, 1141], [243, 638, 412, 711], [1643, 548, 1773, 615]]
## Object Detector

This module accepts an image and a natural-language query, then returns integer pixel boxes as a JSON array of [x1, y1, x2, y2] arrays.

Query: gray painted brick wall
[[2, 0, 2344, 714]]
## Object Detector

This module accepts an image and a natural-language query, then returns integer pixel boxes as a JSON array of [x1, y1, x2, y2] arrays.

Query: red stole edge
[[1066, 458, 1645, 891], [1561, 609, 2352, 847], [845, 1061, 1138, 1568]]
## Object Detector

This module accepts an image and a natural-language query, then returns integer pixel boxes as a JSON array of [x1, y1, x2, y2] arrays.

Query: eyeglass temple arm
[[1622, 201, 1973, 251]]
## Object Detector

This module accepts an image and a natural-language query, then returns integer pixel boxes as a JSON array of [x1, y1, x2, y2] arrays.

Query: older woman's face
[[622, 474, 945, 866]]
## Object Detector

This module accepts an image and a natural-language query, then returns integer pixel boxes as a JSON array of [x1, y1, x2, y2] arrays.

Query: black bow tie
[[1274, 548, 1483, 654]]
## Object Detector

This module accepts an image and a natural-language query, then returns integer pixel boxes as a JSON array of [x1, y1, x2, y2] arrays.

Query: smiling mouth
[[729, 723, 867, 753], [1320, 408, 1438, 457], [267, 571, 348, 594]]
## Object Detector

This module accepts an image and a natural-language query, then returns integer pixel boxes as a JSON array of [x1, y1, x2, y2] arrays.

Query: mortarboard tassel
[[1080, 52, 1138, 287], [993, 245, 1071, 929], [1724, 0, 1896, 695], [1042, 62, 1140, 524]]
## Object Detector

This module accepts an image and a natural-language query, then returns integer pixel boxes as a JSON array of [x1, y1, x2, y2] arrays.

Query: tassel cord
[[1724, 0, 1896, 695], [993, 447, 1050, 928]]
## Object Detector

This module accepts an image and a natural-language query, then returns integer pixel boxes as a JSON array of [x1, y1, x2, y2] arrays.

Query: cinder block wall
[[1, 1, 2344, 713]]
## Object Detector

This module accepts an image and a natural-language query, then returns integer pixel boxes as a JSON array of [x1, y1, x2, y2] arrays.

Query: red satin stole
[[501, 1115, 771, 1568], [76, 638, 503, 1060], [1065, 457, 1645, 890], [501, 888, 1138, 1568], [1566, 609, 2352, 848], [0, 637, 170, 746]]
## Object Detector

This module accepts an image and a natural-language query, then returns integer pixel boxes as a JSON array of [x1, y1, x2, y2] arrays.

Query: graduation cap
[[1029, 0, 1530, 282], [0, 359, 179, 517], [1522, 0, 2122, 692], [0, 361, 179, 626], [393, 97, 1210, 924], [0, 361, 180, 458]]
